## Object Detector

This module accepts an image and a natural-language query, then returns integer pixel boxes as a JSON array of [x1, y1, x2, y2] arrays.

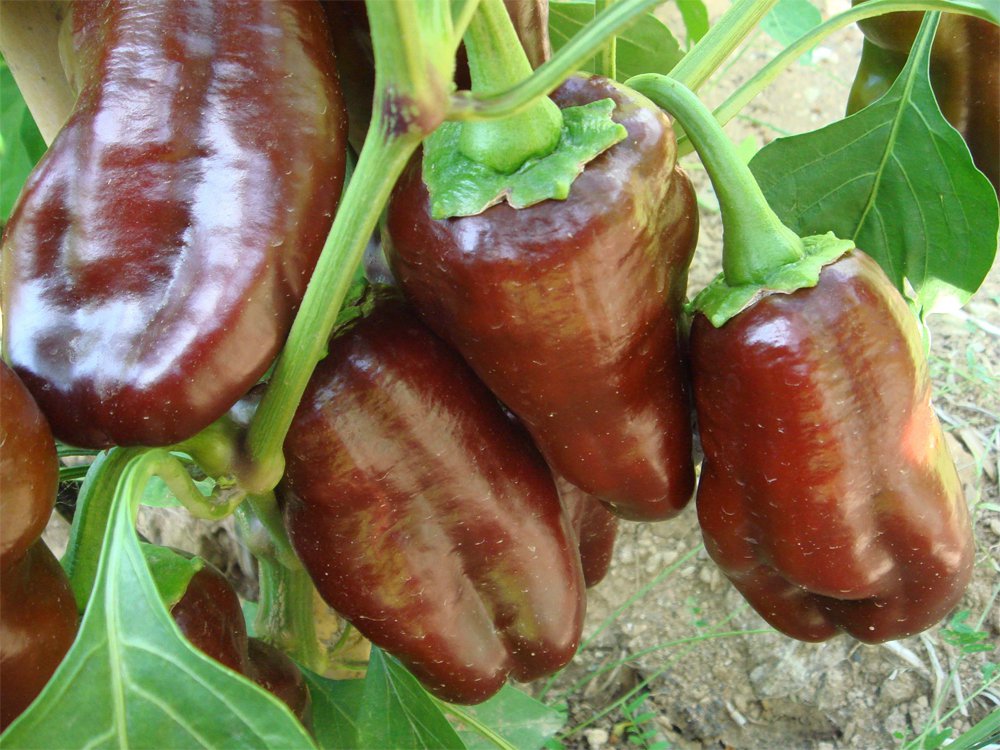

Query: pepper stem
[[458, 0, 563, 172], [236, 494, 326, 673], [627, 74, 804, 285]]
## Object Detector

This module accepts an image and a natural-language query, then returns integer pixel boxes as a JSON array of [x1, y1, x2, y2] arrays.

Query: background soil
[[41, 1, 999, 747]]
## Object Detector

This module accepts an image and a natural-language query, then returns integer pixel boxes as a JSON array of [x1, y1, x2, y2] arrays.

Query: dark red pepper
[[383, 74, 699, 522], [161, 555, 312, 724], [1, 0, 347, 448], [0, 362, 78, 730], [280, 288, 585, 704], [690, 251, 974, 642], [555, 475, 618, 588]]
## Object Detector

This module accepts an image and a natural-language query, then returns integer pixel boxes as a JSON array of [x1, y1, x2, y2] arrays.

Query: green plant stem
[[627, 74, 804, 285], [367, 0, 456, 117], [668, 0, 780, 90], [691, 0, 997, 156], [594, 0, 617, 80], [431, 698, 519, 750], [242, 135, 420, 494], [459, 0, 563, 172], [242, 0, 463, 493], [256, 559, 325, 673], [449, 0, 780, 122]]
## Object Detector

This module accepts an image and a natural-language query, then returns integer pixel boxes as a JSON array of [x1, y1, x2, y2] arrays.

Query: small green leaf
[[922, 728, 953, 750], [140, 543, 204, 610], [449, 684, 566, 750], [0, 59, 47, 222], [675, 0, 710, 46], [549, 1, 683, 80], [357, 648, 465, 749], [749, 13, 999, 318], [761, 0, 821, 61], [301, 670, 366, 750], [425, 99, 626, 219], [0, 449, 314, 749]]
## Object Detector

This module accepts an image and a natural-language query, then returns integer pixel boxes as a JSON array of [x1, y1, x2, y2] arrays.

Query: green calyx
[[425, 98, 627, 219], [691, 233, 855, 327], [141, 543, 205, 611]]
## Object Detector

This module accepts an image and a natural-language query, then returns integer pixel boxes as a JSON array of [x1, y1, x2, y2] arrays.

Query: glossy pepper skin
[[0, 363, 78, 730], [1, 0, 347, 448], [280, 289, 585, 705], [690, 251, 974, 643], [166, 558, 312, 724], [383, 75, 699, 522], [555, 475, 618, 588], [848, 9, 999, 190]]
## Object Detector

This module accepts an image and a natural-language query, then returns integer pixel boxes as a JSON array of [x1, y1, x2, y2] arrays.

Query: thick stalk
[[459, 0, 562, 171], [255, 560, 325, 673], [448, 0, 663, 120], [242, 1, 458, 492], [594, 0, 617, 81], [236, 493, 324, 671], [628, 74, 804, 285], [242, 134, 418, 494], [449, 0, 780, 121], [667, 0, 780, 90], [686, 0, 996, 155]]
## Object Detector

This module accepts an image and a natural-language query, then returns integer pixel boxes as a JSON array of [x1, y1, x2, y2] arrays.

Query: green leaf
[[675, 0, 710, 46], [749, 12, 999, 318], [0, 450, 314, 749], [0, 59, 47, 223], [761, 0, 821, 61], [301, 670, 366, 750], [940, 611, 996, 655], [549, 1, 683, 80], [922, 728, 953, 750], [448, 684, 566, 750], [425, 99, 626, 219], [357, 648, 465, 749]]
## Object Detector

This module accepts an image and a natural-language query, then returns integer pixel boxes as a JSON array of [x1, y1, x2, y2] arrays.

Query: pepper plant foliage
[[0, 0, 997, 748]]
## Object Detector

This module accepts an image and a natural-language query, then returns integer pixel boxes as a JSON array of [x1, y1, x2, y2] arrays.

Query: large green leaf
[[301, 671, 366, 750], [749, 13, 998, 317], [357, 649, 466, 749], [549, 0, 684, 80], [0, 450, 314, 749], [0, 58, 46, 223], [449, 684, 566, 750]]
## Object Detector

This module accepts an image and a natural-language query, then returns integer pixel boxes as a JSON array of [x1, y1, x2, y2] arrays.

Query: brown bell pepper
[[0, 362, 78, 730], [383, 74, 699, 522], [280, 288, 586, 704], [691, 251, 974, 642], [1, 0, 347, 448]]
